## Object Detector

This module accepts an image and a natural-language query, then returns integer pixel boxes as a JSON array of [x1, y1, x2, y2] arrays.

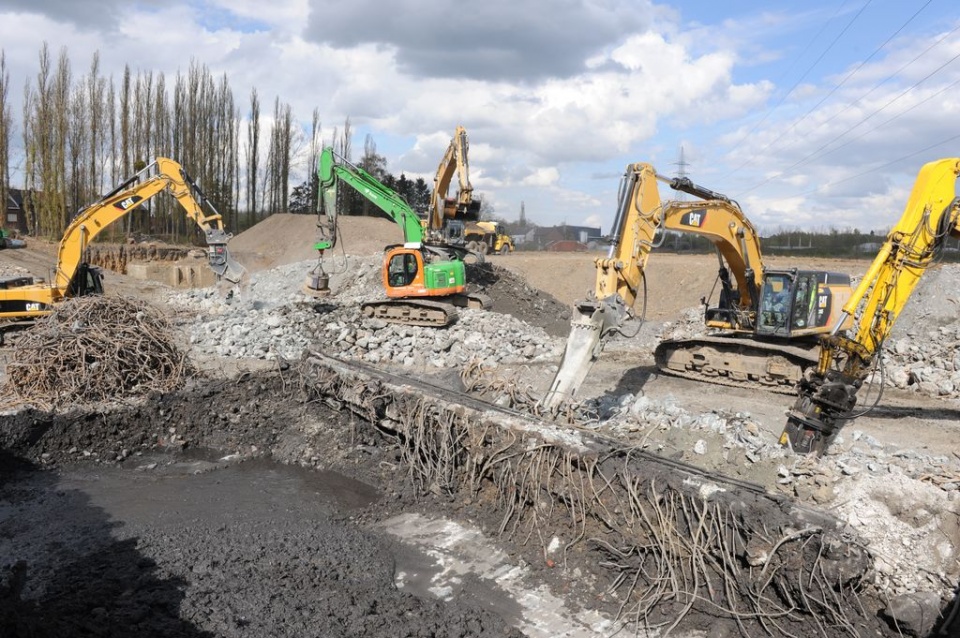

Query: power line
[[790, 132, 960, 200], [780, 21, 960, 160], [724, 0, 934, 176], [734, 45, 960, 198], [722, 0, 873, 177]]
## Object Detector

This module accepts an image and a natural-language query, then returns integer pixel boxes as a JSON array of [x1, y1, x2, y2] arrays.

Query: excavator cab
[[756, 270, 853, 338], [757, 273, 792, 336], [381, 246, 466, 299]]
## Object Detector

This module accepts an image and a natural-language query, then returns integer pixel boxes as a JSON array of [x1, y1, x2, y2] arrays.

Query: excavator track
[[360, 291, 493, 328], [654, 335, 820, 394], [361, 299, 459, 327]]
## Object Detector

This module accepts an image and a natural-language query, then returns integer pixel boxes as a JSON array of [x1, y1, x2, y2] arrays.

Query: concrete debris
[[168, 257, 563, 368], [160, 255, 960, 606], [880, 591, 944, 637]]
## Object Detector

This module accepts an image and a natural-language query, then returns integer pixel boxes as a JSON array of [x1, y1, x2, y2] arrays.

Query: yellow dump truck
[[464, 220, 514, 255]]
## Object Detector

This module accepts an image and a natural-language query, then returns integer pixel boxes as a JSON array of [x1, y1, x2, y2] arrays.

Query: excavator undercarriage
[[360, 291, 492, 328], [654, 336, 820, 393]]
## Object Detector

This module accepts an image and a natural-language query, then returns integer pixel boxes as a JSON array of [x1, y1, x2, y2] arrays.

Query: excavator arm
[[781, 158, 960, 455], [318, 147, 426, 245], [541, 163, 764, 409], [0, 158, 245, 321], [55, 157, 245, 289]]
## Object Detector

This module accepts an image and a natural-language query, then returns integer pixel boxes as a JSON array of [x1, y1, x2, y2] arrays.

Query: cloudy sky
[[1, 0, 958, 234]]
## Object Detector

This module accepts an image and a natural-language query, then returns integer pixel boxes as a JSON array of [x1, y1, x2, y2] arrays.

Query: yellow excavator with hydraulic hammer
[[541, 161, 854, 410], [781, 158, 960, 455], [0, 157, 245, 331]]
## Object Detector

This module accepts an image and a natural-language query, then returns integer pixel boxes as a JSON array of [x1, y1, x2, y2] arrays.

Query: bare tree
[[67, 82, 88, 216], [25, 44, 71, 237], [265, 96, 292, 215], [309, 107, 320, 214], [86, 53, 107, 199], [21, 79, 36, 235], [119, 65, 132, 233], [0, 51, 10, 232], [246, 87, 260, 221]]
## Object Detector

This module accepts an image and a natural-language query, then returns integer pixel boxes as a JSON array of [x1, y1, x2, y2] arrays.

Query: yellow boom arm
[[427, 125, 479, 233], [782, 158, 960, 454], [55, 157, 244, 290]]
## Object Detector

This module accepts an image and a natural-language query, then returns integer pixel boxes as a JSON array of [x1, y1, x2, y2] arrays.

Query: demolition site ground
[[1, 214, 960, 638]]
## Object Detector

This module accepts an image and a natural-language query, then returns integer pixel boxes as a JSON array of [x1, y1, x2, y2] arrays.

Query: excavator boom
[[781, 158, 960, 455]]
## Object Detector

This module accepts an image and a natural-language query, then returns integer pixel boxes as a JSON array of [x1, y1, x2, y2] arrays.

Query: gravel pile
[[163, 254, 960, 605]]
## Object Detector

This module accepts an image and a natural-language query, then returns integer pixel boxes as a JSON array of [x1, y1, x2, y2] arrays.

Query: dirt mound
[[229, 214, 401, 272], [467, 263, 571, 337]]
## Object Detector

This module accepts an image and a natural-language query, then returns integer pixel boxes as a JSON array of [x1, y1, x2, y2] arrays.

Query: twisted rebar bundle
[[3, 296, 189, 408]]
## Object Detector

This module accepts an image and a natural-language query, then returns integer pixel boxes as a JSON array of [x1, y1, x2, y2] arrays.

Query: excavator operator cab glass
[[791, 273, 820, 329], [757, 273, 793, 335], [387, 252, 419, 288]]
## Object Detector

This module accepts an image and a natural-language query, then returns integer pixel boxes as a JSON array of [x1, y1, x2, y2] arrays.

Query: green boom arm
[[314, 146, 424, 249]]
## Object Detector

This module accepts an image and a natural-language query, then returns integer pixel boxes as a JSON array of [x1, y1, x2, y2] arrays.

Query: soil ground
[[2, 214, 959, 637]]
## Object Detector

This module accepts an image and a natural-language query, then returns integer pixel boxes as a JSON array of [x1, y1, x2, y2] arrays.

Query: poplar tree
[[0, 51, 10, 231], [246, 88, 259, 221]]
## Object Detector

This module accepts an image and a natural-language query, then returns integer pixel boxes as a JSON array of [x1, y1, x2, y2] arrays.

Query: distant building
[[528, 224, 602, 250], [4, 189, 31, 235]]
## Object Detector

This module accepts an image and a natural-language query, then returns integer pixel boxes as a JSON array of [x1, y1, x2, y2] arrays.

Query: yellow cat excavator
[[0, 157, 245, 325], [425, 125, 482, 246], [781, 158, 960, 455], [541, 161, 854, 410]]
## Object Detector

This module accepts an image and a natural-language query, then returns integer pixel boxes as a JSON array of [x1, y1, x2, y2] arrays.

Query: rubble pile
[[168, 256, 564, 368], [141, 252, 960, 617]]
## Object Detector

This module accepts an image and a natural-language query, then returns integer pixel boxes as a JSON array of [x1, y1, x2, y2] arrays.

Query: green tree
[[288, 179, 314, 214]]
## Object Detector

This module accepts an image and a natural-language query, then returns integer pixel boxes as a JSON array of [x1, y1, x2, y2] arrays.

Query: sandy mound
[[229, 214, 401, 272]]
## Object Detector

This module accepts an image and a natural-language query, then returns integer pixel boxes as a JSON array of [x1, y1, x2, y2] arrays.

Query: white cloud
[[0, 1, 956, 234]]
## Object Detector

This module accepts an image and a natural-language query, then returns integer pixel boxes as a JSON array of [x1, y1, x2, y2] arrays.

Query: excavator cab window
[[387, 252, 419, 288], [791, 274, 819, 329], [758, 274, 792, 334]]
